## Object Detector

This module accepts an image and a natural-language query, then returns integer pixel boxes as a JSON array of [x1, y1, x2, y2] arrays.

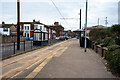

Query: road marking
[[3, 41, 66, 68], [9, 42, 68, 78], [1, 40, 69, 79], [25, 55, 53, 78], [24, 42, 70, 79]]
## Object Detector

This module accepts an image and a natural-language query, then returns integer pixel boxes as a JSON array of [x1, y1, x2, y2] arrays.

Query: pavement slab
[[35, 39, 114, 78]]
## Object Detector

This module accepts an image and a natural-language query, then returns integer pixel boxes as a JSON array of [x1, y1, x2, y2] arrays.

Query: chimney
[[33, 19, 35, 22], [54, 22, 59, 25], [2, 21, 5, 25]]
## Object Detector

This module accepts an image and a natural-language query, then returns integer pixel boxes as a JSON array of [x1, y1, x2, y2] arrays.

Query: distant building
[[53, 22, 64, 37], [20, 20, 48, 38], [118, 1, 120, 24], [0, 22, 17, 36], [92, 25, 104, 27], [0, 22, 11, 36], [64, 30, 75, 37]]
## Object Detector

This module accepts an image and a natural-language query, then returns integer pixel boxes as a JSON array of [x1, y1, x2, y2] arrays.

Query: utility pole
[[84, 0, 88, 52], [79, 9, 82, 47], [105, 17, 108, 27], [98, 18, 100, 26], [17, 0, 20, 50]]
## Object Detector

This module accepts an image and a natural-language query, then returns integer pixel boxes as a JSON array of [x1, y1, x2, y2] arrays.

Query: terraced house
[[20, 20, 48, 39], [0, 22, 17, 36]]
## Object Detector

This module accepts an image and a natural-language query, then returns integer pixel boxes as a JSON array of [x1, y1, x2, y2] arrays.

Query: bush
[[111, 25, 120, 46], [105, 45, 120, 74], [89, 27, 120, 75], [96, 39, 103, 45], [115, 37, 120, 45], [89, 28, 112, 41], [96, 37, 116, 47], [102, 37, 116, 47]]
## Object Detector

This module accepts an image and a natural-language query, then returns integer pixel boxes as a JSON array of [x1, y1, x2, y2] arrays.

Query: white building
[[21, 20, 48, 38], [23, 24, 31, 37], [34, 24, 48, 41], [0, 28, 10, 36], [118, 1, 120, 24]]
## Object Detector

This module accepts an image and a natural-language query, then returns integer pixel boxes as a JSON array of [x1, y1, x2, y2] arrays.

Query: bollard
[[24, 41, 25, 51], [14, 42, 15, 54], [31, 41, 32, 49]]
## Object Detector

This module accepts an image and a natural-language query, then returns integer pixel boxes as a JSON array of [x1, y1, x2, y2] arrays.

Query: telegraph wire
[[50, 0, 72, 28]]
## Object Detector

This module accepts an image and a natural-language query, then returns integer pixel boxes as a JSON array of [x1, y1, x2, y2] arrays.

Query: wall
[[2, 35, 25, 43]]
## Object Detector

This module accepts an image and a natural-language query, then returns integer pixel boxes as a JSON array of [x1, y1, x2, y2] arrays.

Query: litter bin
[[80, 36, 89, 48]]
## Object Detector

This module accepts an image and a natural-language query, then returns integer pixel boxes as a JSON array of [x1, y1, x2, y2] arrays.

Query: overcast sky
[[0, 0, 119, 30]]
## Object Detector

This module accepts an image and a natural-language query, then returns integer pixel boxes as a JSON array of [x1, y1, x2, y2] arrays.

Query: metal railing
[[0, 39, 64, 59]]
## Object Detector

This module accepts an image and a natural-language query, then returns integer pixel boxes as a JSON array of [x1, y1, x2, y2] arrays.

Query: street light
[[79, 9, 82, 47], [17, 0, 20, 50], [84, 0, 88, 52]]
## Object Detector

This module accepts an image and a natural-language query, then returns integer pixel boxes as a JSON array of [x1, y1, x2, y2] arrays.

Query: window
[[40, 26, 42, 30], [20, 26, 21, 30], [43, 33, 45, 40], [3, 28, 8, 32], [34, 26, 37, 30], [39, 33, 42, 40], [25, 26, 26, 30], [28, 26, 29, 30]]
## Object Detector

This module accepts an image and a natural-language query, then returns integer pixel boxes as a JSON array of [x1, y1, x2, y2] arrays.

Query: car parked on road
[[56, 37, 60, 40]]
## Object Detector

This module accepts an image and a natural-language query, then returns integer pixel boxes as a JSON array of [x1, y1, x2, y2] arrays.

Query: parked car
[[29, 37, 33, 40], [64, 36, 69, 40], [59, 36, 65, 40], [25, 37, 29, 40], [76, 36, 79, 39], [56, 37, 60, 40]]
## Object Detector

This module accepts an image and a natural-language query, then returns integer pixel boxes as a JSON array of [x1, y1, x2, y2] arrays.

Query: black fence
[[0, 39, 64, 59]]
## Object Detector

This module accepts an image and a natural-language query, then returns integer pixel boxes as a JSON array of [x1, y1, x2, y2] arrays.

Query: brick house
[[45, 22, 64, 39], [20, 20, 48, 38], [44, 25, 56, 40], [53, 22, 64, 37]]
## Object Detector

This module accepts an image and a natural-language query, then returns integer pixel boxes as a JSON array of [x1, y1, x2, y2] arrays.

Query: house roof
[[2, 24, 14, 28], [44, 25, 54, 28], [20, 22, 45, 25]]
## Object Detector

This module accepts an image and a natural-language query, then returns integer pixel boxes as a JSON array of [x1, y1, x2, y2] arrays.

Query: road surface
[[0, 39, 116, 79]]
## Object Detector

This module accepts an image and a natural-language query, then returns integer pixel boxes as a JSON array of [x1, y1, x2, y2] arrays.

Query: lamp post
[[84, 0, 88, 52], [79, 9, 82, 47], [17, 0, 20, 50]]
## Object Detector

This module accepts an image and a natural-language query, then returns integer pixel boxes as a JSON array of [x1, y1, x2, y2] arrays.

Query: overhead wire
[[50, 0, 72, 28]]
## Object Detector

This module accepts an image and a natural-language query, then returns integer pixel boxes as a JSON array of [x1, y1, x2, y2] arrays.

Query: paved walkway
[[34, 39, 114, 78], [1, 39, 115, 79]]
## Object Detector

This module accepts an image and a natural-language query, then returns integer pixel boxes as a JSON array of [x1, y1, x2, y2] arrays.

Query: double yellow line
[[25, 41, 71, 79], [25, 55, 53, 79]]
